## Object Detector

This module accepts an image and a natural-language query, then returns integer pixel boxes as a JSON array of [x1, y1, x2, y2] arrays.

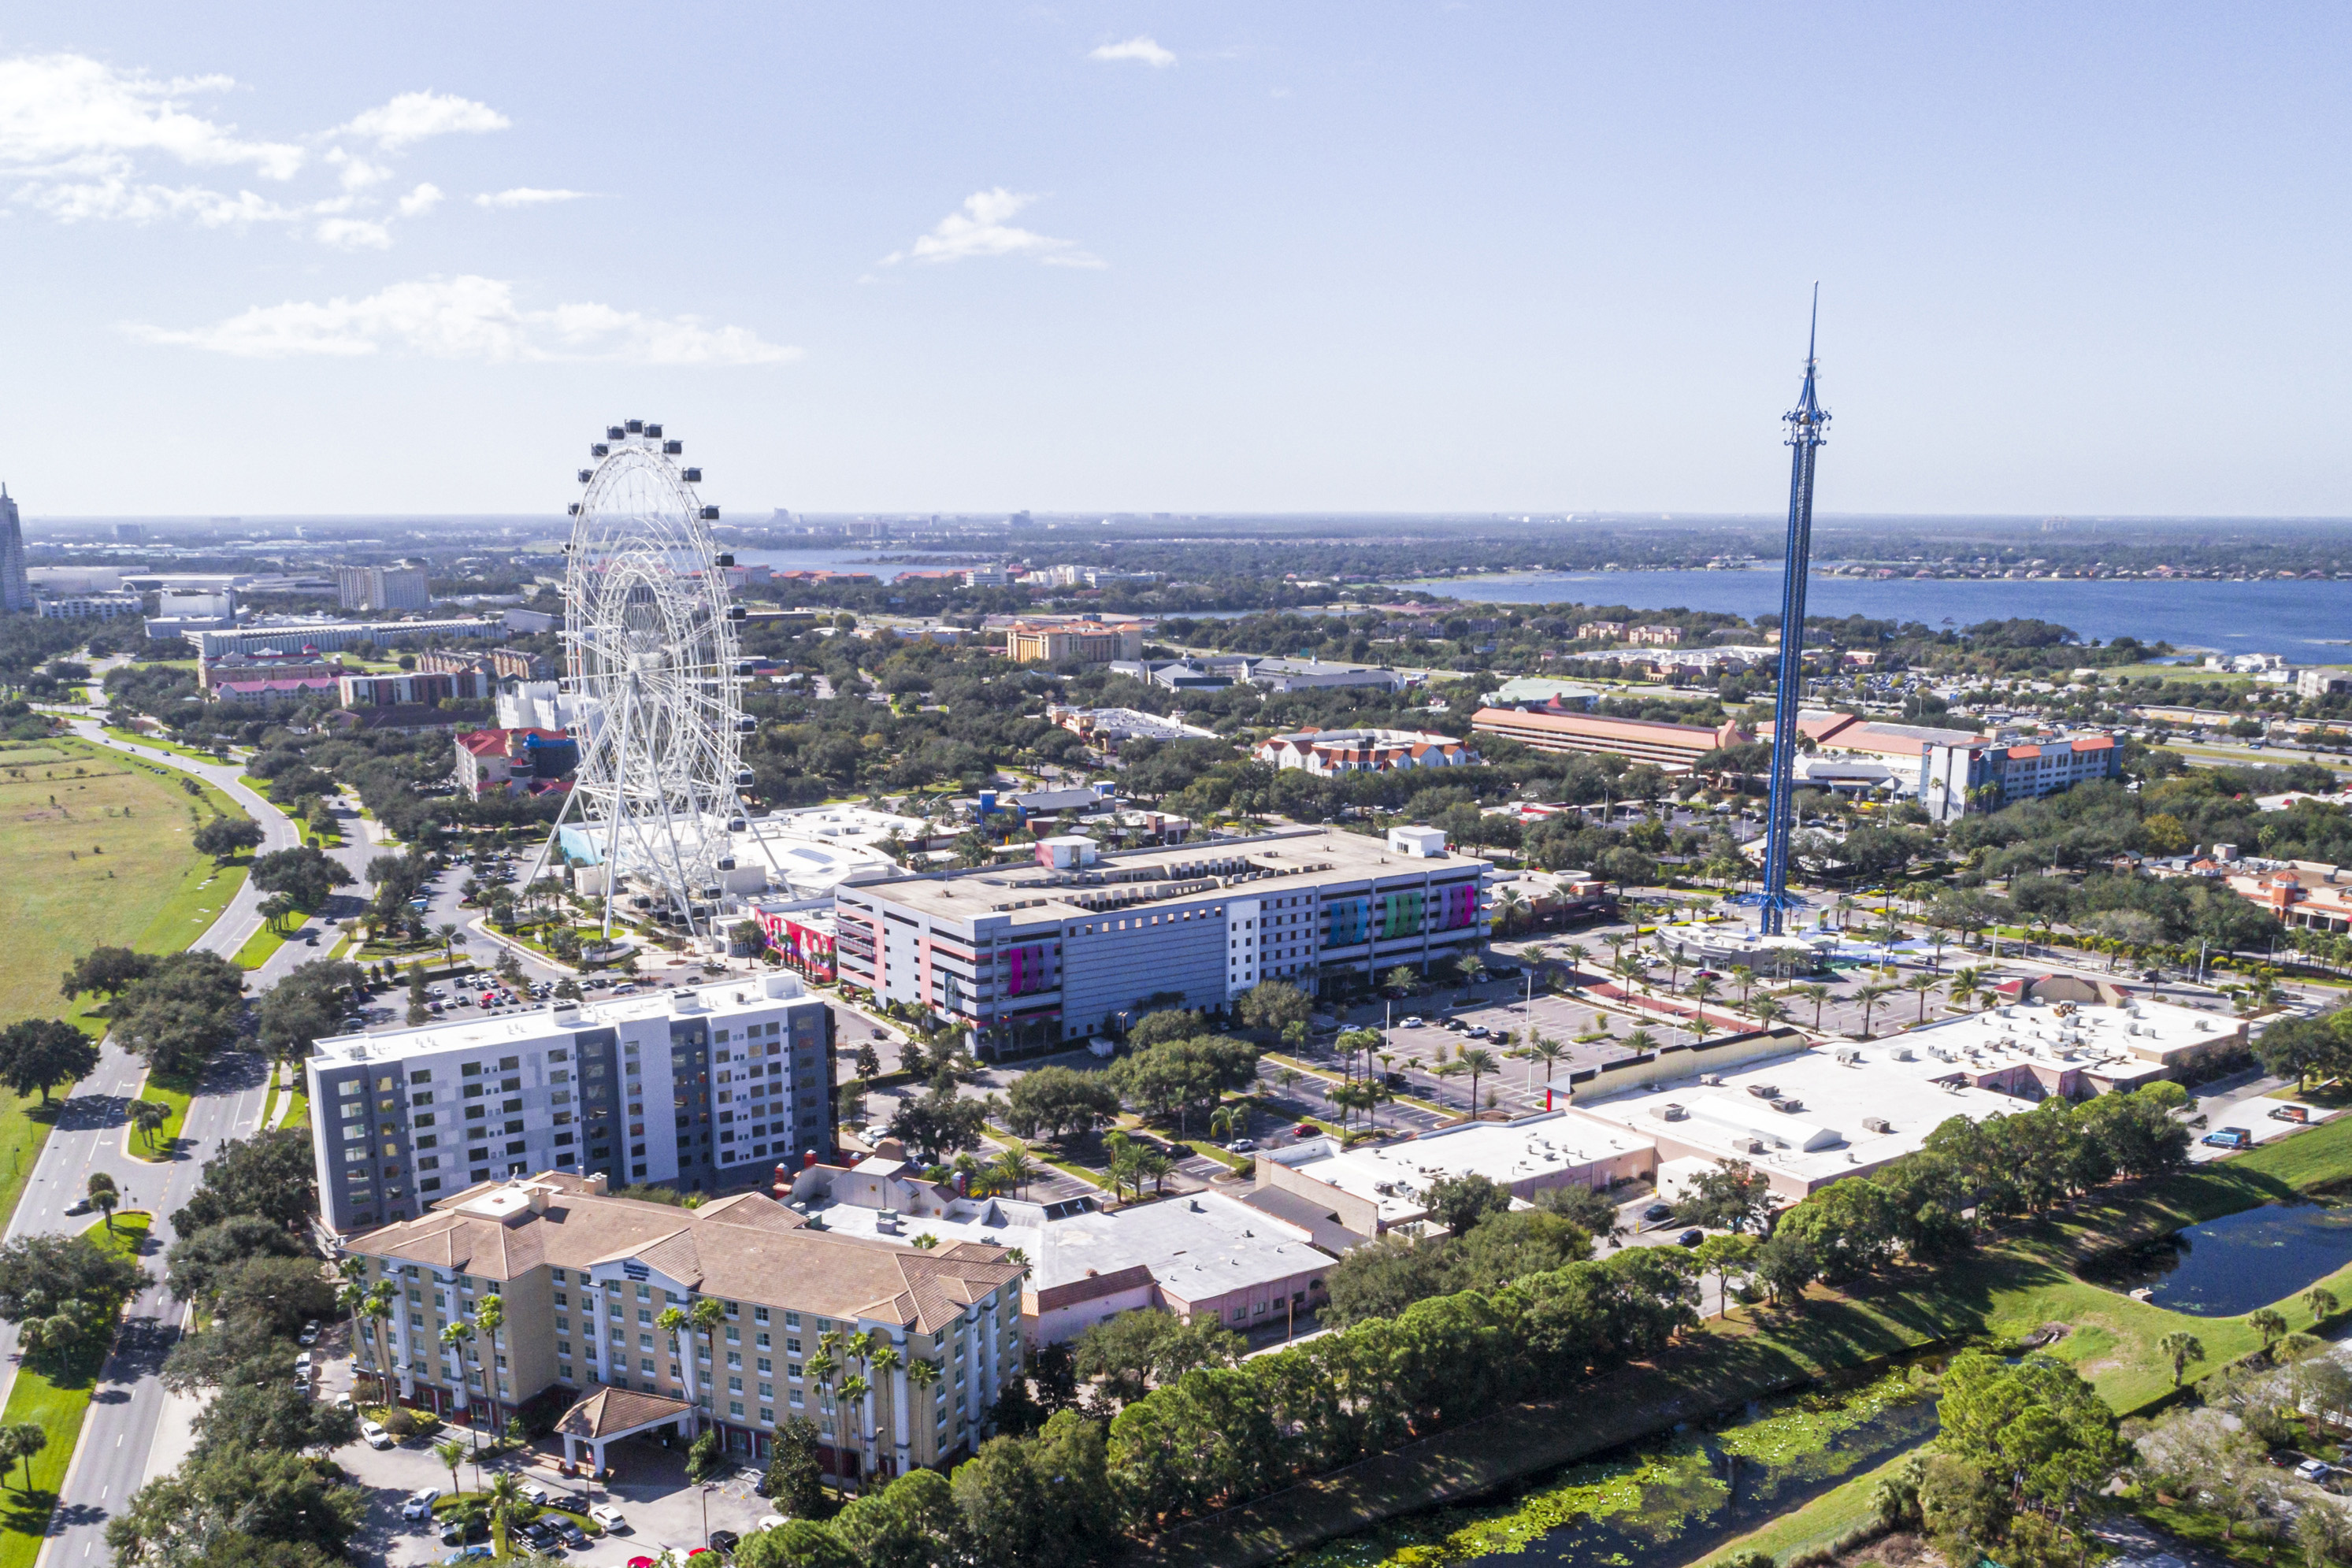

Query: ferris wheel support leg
[[599, 674, 640, 942], [522, 779, 586, 892]]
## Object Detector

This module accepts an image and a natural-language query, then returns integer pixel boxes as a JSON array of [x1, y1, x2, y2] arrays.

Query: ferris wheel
[[533, 419, 760, 938]]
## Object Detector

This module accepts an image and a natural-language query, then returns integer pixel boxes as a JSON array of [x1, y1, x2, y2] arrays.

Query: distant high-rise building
[[114, 523, 142, 543], [333, 562, 432, 612], [0, 487, 28, 613]]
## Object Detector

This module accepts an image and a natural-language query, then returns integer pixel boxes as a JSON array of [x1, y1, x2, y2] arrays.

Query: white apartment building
[[306, 976, 835, 1235]]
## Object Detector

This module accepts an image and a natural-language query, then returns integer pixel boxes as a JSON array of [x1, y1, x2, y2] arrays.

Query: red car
[[1295, 1121, 1319, 1137]]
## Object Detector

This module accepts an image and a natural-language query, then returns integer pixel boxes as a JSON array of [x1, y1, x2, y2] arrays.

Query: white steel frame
[[528, 424, 766, 939]]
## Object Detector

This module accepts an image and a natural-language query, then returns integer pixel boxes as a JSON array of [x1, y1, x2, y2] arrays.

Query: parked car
[[1642, 1203, 1675, 1223], [440, 1519, 487, 1547], [556, 1519, 590, 1549], [710, 1531, 742, 1555], [1401, 1015, 1424, 1029], [2202, 1126, 2254, 1150], [2272, 1105, 2311, 1124], [2297, 1458, 2332, 1482], [1467, 1025, 1491, 1040], [1676, 1229, 1705, 1247], [402, 1488, 440, 1521], [361, 1419, 393, 1449], [588, 1505, 628, 1533], [1293, 1121, 1318, 1137], [1383, 1070, 1410, 1088], [519, 1482, 549, 1506], [1225, 1139, 1256, 1154], [439, 1546, 493, 1566]]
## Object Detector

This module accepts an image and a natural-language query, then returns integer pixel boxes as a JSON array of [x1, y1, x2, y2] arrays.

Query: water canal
[[1283, 1367, 1939, 1568]]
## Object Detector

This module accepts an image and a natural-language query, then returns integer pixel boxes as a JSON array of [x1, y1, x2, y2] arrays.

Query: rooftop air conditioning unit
[[1746, 1084, 1779, 1099], [1652, 1103, 1688, 1121], [1892, 1047, 1915, 1062], [1735, 1136, 1767, 1155], [1699, 1073, 1723, 1087], [1863, 1116, 1893, 1134]]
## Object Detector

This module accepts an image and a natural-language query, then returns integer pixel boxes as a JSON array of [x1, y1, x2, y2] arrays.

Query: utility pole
[[1734, 289, 1831, 939]]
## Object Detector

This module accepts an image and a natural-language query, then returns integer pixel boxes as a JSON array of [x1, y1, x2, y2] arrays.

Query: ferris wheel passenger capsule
[[590, 443, 609, 458], [700, 505, 720, 521], [734, 716, 759, 733], [683, 469, 703, 484], [567, 503, 581, 516], [662, 440, 683, 455], [644, 424, 662, 438], [607, 425, 626, 439], [625, 420, 643, 434], [577, 469, 592, 484]]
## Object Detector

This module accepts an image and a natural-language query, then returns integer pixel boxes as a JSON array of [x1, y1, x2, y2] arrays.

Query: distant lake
[[1404, 569, 2352, 657]]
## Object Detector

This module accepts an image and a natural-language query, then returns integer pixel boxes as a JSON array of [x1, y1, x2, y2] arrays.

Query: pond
[[1282, 1368, 1940, 1568], [2079, 1202, 2352, 1317]]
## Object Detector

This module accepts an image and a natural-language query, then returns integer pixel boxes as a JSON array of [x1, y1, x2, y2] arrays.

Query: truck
[[2202, 1126, 2254, 1151]]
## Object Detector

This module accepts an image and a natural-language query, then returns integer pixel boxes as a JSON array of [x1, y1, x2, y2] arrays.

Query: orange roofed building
[[1469, 707, 1751, 772]]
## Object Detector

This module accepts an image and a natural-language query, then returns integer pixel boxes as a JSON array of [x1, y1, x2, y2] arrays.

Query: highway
[[6, 717, 323, 1568]]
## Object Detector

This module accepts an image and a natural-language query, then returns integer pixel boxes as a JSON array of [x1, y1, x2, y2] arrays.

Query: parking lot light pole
[[701, 1481, 713, 1547]]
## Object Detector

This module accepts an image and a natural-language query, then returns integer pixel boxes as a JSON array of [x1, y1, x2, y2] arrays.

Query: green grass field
[[232, 921, 291, 973], [278, 1087, 308, 1130], [0, 1212, 152, 1568], [0, 739, 254, 1215]]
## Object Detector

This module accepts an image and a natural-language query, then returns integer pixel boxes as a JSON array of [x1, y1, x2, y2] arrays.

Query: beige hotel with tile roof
[[347, 1171, 1025, 1478]]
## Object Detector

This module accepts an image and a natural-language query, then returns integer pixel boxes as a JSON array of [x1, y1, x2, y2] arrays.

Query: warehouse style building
[[1469, 707, 1752, 772], [306, 976, 835, 1235], [833, 826, 1489, 1055], [344, 1171, 1024, 1476]]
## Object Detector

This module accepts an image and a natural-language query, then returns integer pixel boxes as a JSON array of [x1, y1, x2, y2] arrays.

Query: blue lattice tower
[[1734, 291, 1831, 936]]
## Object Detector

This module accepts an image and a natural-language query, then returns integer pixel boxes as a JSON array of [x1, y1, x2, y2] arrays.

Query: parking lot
[[321, 1351, 782, 1568]]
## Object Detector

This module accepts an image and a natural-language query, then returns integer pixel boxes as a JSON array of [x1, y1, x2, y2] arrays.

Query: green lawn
[[279, 1088, 308, 1131], [128, 1068, 200, 1164], [232, 921, 291, 972], [0, 1213, 152, 1568], [98, 728, 228, 765]]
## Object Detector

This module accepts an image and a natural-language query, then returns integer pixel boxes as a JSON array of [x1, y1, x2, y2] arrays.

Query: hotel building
[[306, 976, 835, 1236], [345, 1171, 1024, 1474], [1469, 706, 1753, 772], [833, 827, 1489, 1055]]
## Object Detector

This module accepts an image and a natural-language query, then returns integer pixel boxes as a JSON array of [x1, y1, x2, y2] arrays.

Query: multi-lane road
[[9, 719, 343, 1568]]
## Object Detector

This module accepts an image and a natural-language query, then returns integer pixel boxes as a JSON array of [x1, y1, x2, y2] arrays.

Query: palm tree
[[435, 1437, 468, 1499], [1790, 983, 1832, 1031], [2250, 1307, 2289, 1355], [1747, 995, 1789, 1029], [1905, 973, 1945, 1024], [806, 1346, 843, 1495], [473, 1296, 506, 1426], [128, 1099, 169, 1151], [482, 1470, 527, 1558], [992, 1147, 1035, 1199], [438, 1321, 476, 1425], [1623, 1028, 1659, 1055], [1431, 1059, 1468, 1109], [1686, 975, 1719, 1025], [1729, 966, 1757, 1006], [86, 1172, 118, 1232], [436, 923, 464, 965], [1851, 982, 1895, 1039], [1527, 1034, 1567, 1088], [1460, 1047, 1501, 1112], [7, 1425, 43, 1496], [2304, 1286, 2339, 1325], [258, 892, 297, 934]]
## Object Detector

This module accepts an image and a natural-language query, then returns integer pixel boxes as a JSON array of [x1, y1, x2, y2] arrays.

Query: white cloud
[[313, 216, 391, 250], [124, 275, 800, 365], [881, 188, 1105, 269], [0, 53, 305, 178], [397, 183, 443, 218], [473, 187, 588, 209], [17, 177, 304, 227], [326, 147, 392, 191], [336, 91, 509, 150], [1089, 35, 1177, 67]]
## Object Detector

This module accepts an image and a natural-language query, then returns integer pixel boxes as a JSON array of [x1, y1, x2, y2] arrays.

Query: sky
[[4, 4, 2352, 519]]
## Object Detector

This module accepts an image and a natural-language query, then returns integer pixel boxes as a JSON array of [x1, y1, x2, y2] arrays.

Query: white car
[[1401, 1015, 1424, 1028], [755, 1516, 787, 1533], [519, 1482, 548, 1506], [402, 1487, 440, 1520], [361, 1419, 394, 1450], [588, 1504, 628, 1533], [2298, 1458, 2332, 1483]]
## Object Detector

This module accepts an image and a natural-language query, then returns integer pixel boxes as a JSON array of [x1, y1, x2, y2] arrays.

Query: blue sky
[[3, 4, 2350, 517]]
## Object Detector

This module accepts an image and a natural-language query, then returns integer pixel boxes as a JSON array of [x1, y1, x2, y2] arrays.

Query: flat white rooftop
[[310, 973, 810, 1064], [1270, 1110, 1656, 1229], [1567, 995, 2234, 1194], [807, 1188, 1322, 1296]]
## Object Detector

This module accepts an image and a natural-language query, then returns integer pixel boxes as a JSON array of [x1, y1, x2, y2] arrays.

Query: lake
[[2079, 1201, 2352, 1316], [1401, 569, 2352, 658]]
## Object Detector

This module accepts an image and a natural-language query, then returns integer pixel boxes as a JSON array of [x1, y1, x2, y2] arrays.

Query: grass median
[[0, 1212, 152, 1568], [128, 1069, 199, 1163]]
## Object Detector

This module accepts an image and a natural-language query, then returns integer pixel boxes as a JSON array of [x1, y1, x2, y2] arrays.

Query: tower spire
[[1731, 292, 1831, 937]]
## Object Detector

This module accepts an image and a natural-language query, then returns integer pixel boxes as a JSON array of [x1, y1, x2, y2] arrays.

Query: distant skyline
[[4, 5, 2352, 517]]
